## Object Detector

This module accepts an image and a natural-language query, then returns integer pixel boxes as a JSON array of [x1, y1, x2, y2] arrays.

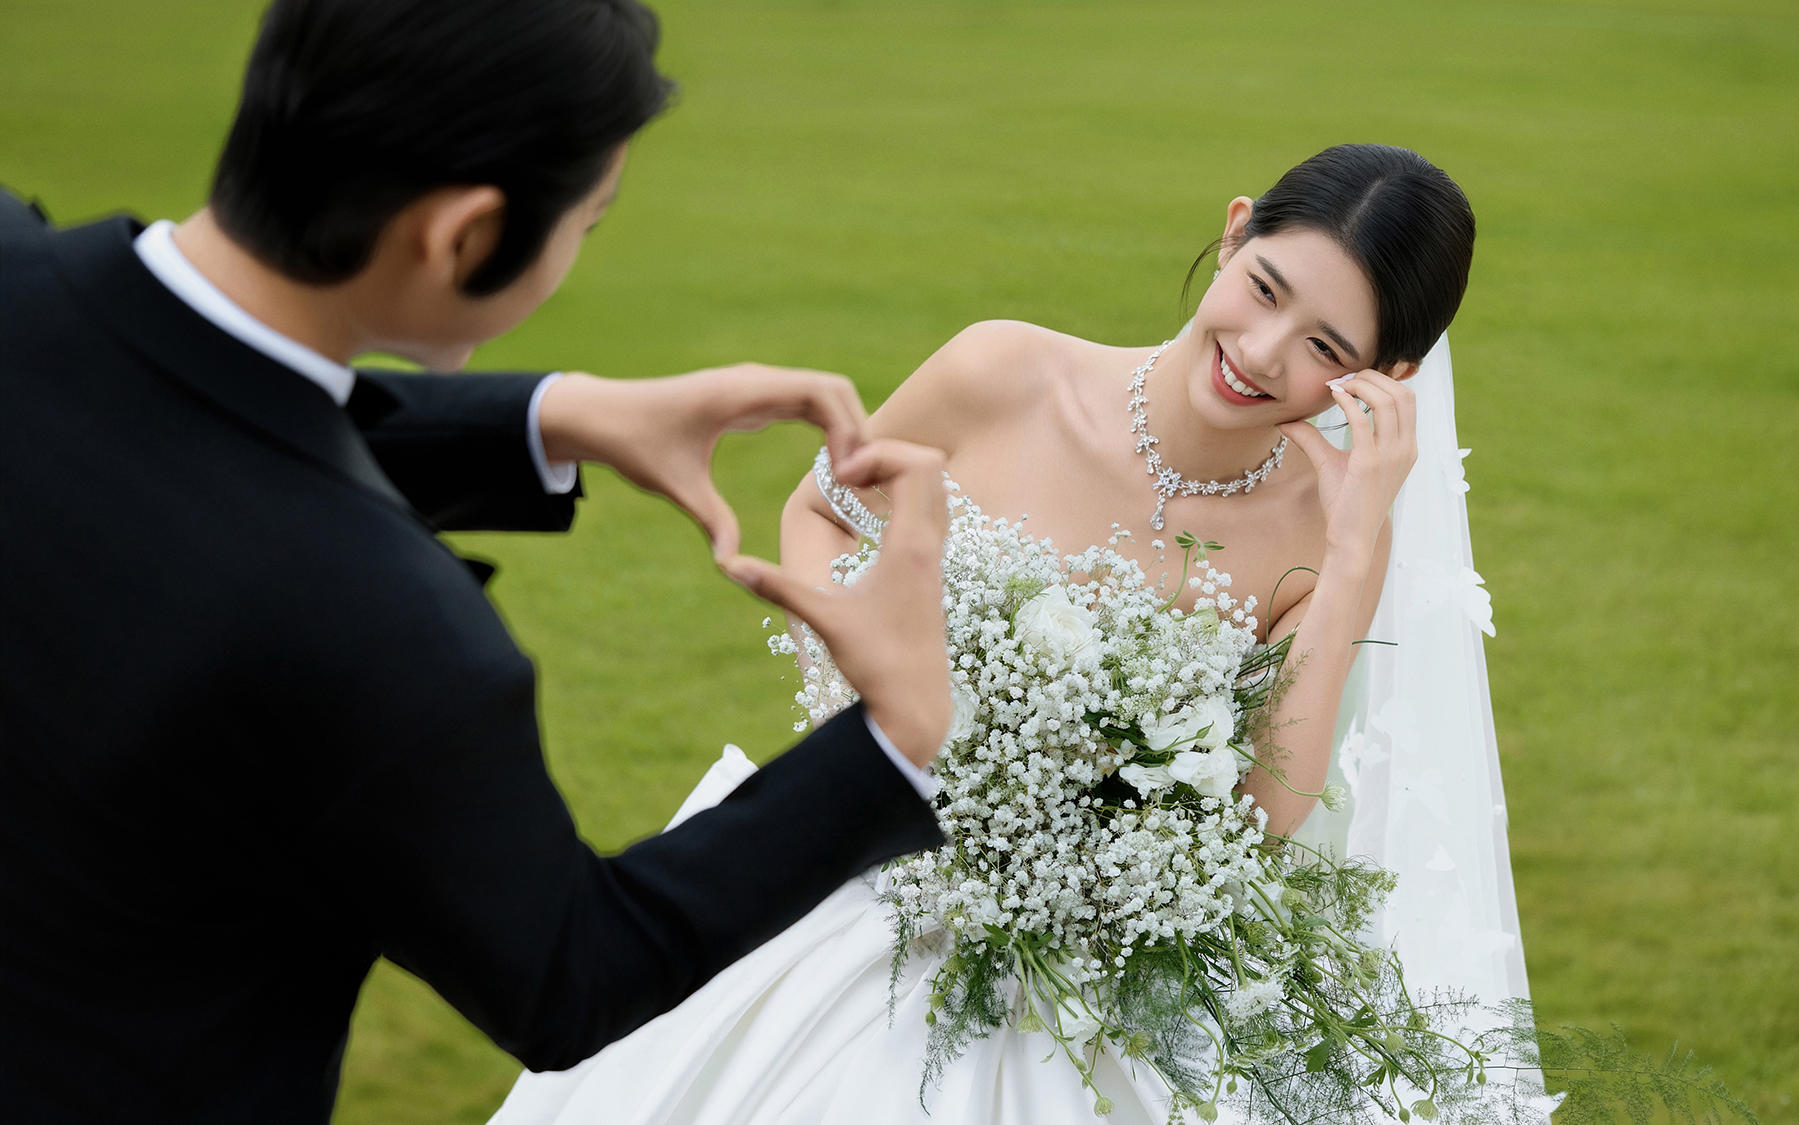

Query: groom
[[0, 1, 953, 1121]]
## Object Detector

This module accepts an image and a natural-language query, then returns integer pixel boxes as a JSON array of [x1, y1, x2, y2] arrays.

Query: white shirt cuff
[[863, 713, 940, 801], [527, 374, 579, 494]]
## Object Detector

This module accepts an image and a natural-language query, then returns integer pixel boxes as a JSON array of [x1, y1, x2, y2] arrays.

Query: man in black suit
[[0, 1, 953, 1120]]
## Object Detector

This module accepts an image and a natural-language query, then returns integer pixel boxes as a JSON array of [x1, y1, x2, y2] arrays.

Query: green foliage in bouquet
[[1482, 1005, 1761, 1125]]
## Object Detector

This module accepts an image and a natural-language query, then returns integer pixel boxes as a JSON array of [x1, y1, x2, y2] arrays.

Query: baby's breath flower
[[765, 485, 1470, 1120]]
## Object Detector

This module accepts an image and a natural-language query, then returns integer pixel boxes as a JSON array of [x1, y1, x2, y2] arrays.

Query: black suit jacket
[[0, 195, 942, 1122]]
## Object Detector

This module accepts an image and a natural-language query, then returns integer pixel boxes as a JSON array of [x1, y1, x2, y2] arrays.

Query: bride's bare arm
[[1245, 366, 1419, 837], [1242, 529, 1390, 836], [778, 321, 1046, 588]]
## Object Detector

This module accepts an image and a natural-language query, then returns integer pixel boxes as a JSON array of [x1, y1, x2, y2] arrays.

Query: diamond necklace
[[1128, 339, 1288, 531]]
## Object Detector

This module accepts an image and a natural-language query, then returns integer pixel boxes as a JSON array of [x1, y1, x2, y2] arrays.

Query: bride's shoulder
[[872, 320, 1089, 449], [921, 319, 1087, 391]]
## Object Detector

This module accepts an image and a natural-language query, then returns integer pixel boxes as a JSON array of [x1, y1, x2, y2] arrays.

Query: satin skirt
[[489, 747, 1186, 1125]]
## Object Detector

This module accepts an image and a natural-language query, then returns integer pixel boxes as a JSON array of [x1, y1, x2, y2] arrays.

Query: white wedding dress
[[490, 338, 1554, 1125]]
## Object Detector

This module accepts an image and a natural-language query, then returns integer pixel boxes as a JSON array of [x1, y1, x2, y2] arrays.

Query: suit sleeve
[[349, 370, 581, 532], [0, 188, 51, 242], [312, 634, 943, 1072]]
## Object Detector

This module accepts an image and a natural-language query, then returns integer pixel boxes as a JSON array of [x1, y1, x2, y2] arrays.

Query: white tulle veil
[[1293, 335, 1532, 1007]]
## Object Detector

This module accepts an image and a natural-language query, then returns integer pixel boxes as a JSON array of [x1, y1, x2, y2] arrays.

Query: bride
[[492, 144, 1546, 1123]]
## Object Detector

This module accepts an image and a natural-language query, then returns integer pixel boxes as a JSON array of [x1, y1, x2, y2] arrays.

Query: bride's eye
[[1310, 337, 1342, 365], [1249, 274, 1275, 303]]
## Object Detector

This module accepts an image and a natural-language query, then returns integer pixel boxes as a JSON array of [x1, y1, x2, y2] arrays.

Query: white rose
[[1166, 746, 1239, 800], [1013, 586, 1098, 667], [1118, 762, 1174, 796], [1222, 879, 1290, 925], [945, 686, 978, 747], [1054, 995, 1102, 1045], [1140, 695, 1234, 754]]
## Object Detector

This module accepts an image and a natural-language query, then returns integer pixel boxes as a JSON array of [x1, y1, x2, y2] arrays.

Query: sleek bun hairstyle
[[1195, 144, 1476, 368], [210, 0, 674, 296]]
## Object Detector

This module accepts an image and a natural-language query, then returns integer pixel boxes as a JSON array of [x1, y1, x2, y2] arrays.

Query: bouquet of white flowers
[[773, 457, 1761, 1125], [776, 485, 1512, 1123]]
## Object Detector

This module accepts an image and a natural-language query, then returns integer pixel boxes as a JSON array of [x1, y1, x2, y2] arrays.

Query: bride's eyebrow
[[1255, 254, 1365, 365]]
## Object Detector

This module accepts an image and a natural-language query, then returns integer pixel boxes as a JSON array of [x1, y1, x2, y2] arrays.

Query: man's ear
[[1218, 196, 1254, 266], [411, 185, 507, 292]]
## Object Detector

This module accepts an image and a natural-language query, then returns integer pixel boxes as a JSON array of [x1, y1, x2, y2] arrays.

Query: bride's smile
[[1214, 343, 1273, 402], [1176, 216, 1382, 448]]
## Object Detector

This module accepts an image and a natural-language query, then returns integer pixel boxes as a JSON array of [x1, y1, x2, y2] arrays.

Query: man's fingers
[[720, 554, 824, 624], [682, 482, 741, 562], [834, 440, 948, 536], [805, 376, 873, 468], [719, 367, 871, 464], [833, 438, 942, 492]]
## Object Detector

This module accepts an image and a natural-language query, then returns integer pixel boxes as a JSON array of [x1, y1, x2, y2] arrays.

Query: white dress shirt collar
[[133, 220, 356, 406]]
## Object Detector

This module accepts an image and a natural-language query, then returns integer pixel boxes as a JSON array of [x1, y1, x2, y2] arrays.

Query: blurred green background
[[4, 0, 1794, 1120]]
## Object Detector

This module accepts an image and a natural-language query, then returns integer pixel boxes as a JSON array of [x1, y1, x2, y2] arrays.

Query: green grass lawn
[[5, 0, 1795, 1120]]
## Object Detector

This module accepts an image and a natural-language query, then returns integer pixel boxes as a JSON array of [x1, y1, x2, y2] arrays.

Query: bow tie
[[461, 556, 498, 587], [344, 377, 403, 428]]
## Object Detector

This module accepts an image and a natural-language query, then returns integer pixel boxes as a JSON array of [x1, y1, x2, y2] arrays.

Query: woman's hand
[[1277, 364, 1418, 559]]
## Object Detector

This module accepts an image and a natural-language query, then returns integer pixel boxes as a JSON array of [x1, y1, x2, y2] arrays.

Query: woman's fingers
[[1276, 419, 1341, 473], [1331, 382, 1376, 449], [1330, 371, 1415, 461], [1387, 373, 1418, 452]]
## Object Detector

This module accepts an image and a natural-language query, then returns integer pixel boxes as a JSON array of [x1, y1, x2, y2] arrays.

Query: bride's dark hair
[[1187, 144, 1475, 369]]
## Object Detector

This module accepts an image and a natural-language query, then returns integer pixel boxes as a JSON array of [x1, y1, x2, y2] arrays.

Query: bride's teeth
[[1221, 362, 1268, 398]]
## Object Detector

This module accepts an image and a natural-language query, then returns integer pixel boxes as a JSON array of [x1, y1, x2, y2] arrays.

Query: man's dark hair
[[210, 0, 673, 296]]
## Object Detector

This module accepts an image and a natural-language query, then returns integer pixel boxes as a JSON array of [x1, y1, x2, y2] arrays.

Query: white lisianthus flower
[[1013, 586, 1099, 667], [1141, 695, 1234, 754], [1055, 995, 1103, 1045], [1118, 762, 1175, 796], [1167, 746, 1239, 800]]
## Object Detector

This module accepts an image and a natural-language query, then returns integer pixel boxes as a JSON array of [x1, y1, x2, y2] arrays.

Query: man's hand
[[720, 441, 952, 770], [538, 367, 872, 561]]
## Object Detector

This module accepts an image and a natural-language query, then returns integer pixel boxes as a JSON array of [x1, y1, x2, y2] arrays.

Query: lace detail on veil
[[811, 447, 887, 541]]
